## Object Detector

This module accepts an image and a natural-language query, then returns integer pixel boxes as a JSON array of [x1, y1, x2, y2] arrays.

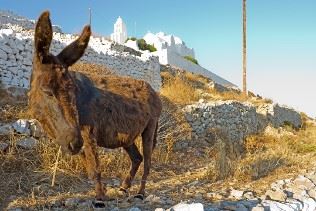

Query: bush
[[184, 55, 198, 65], [125, 37, 137, 42], [147, 43, 157, 52], [137, 39, 147, 50], [137, 39, 157, 52]]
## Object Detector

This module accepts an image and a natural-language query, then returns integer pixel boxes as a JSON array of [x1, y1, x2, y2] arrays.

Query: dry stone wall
[[0, 13, 161, 91], [184, 100, 302, 143]]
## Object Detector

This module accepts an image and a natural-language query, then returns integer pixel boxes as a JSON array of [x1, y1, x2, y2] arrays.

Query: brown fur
[[28, 11, 162, 200]]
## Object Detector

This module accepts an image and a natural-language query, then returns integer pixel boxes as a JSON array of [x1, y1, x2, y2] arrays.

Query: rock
[[0, 123, 12, 135], [64, 198, 79, 207], [129, 207, 141, 211], [265, 189, 287, 202], [0, 142, 9, 152], [16, 137, 38, 150], [230, 189, 244, 199], [167, 203, 204, 211], [0, 48, 7, 60], [251, 205, 265, 211], [243, 191, 255, 199], [301, 197, 316, 211], [271, 180, 286, 190], [206, 192, 224, 200], [198, 99, 206, 104], [236, 203, 248, 211], [262, 200, 302, 211], [307, 189, 316, 199], [293, 175, 315, 190], [144, 194, 162, 204], [12, 119, 30, 135], [29, 119, 45, 138], [7, 208, 22, 211]]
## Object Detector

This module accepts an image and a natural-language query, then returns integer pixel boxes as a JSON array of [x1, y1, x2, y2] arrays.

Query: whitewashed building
[[143, 32, 195, 59], [110, 16, 127, 44], [125, 31, 235, 87]]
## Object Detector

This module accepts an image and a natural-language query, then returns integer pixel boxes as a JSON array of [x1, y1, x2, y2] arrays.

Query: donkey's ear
[[34, 11, 52, 60], [57, 25, 91, 67]]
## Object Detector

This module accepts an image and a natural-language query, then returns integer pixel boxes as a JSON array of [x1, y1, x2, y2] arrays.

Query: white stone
[[12, 119, 30, 135], [0, 28, 14, 36], [230, 189, 244, 199], [166, 203, 204, 211]]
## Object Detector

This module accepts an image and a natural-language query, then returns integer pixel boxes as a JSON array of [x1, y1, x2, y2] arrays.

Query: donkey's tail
[[152, 121, 159, 150]]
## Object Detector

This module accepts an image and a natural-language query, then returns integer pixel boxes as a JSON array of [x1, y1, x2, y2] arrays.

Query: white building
[[143, 32, 195, 59], [110, 16, 127, 44], [125, 31, 235, 87]]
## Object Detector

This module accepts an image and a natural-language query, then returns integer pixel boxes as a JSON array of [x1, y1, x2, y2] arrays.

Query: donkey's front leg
[[81, 127, 105, 201]]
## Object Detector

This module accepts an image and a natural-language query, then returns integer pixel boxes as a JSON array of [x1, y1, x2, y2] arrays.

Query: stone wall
[[257, 103, 302, 128], [184, 100, 260, 143], [0, 10, 62, 32], [0, 20, 161, 91], [183, 100, 302, 143]]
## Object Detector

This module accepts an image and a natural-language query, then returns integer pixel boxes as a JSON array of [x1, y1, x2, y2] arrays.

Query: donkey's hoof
[[93, 200, 106, 208], [134, 193, 144, 200]]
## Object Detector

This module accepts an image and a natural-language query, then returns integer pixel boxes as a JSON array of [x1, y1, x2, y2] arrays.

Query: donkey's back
[[72, 71, 162, 148]]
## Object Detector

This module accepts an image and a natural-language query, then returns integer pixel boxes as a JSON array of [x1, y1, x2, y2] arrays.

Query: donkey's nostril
[[68, 140, 82, 155]]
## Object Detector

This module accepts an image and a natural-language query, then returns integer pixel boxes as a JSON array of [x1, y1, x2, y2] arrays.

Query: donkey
[[28, 11, 162, 201]]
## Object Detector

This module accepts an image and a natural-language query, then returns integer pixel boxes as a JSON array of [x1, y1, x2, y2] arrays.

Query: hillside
[[1, 11, 316, 211], [1, 63, 316, 210]]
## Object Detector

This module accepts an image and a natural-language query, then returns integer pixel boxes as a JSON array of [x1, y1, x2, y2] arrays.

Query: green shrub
[[137, 39, 147, 50], [184, 55, 198, 65], [147, 44, 157, 52], [137, 39, 157, 52], [125, 37, 137, 42]]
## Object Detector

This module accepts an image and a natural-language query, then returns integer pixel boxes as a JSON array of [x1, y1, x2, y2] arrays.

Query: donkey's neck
[[70, 71, 101, 125]]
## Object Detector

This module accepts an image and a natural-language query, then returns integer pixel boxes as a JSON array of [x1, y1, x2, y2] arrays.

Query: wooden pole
[[242, 0, 247, 96], [89, 8, 92, 26]]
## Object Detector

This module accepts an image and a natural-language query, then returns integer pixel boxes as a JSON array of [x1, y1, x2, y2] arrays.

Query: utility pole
[[89, 8, 92, 26], [242, 0, 247, 96]]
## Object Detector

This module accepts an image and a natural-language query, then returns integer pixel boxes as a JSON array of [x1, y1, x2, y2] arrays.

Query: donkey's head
[[28, 11, 91, 154]]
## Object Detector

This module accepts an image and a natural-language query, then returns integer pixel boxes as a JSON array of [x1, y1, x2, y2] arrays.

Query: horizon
[[1, 0, 315, 117]]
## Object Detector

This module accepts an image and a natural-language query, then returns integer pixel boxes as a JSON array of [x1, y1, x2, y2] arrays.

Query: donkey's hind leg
[[136, 118, 158, 199], [120, 143, 143, 192]]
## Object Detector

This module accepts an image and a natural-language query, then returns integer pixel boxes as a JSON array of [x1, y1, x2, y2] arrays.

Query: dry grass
[[205, 123, 316, 185], [160, 68, 273, 106], [160, 75, 200, 104], [0, 96, 192, 208]]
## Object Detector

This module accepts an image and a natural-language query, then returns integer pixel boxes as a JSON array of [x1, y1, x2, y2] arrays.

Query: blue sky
[[1, 0, 316, 116]]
